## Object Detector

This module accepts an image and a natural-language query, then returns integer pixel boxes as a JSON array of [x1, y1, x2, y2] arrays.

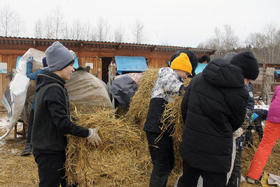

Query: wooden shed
[[0, 36, 215, 107]]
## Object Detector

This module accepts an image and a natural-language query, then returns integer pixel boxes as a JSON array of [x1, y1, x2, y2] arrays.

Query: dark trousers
[[177, 160, 227, 187], [146, 132, 174, 187], [26, 109, 34, 144], [245, 109, 267, 146], [33, 150, 67, 187]]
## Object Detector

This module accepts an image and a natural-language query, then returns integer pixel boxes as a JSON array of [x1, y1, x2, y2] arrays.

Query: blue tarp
[[275, 70, 280, 77], [195, 63, 208, 74], [115, 56, 148, 74], [73, 57, 79, 69], [167, 62, 207, 75]]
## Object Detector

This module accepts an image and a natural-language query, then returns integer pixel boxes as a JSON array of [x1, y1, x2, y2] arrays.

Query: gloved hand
[[27, 57, 33, 63], [87, 127, 102, 148]]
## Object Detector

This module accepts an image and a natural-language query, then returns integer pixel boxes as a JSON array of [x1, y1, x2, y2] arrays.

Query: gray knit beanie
[[45, 41, 74, 72]]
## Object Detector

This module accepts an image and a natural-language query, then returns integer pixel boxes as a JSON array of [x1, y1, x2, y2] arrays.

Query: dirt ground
[[0, 135, 261, 187], [0, 113, 278, 187]]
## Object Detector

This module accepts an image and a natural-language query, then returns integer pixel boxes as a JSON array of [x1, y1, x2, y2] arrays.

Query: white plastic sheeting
[[0, 48, 45, 140]]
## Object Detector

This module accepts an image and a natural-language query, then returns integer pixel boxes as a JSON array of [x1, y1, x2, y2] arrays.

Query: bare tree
[[83, 22, 96, 41], [133, 20, 144, 43], [0, 5, 22, 36], [198, 25, 239, 51], [52, 9, 64, 39], [96, 17, 110, 41], [222, 25, 239, 50], [245, 33, 266, 48], [245, 25, 280, 65], [34, 19, 43, 38], [69, 20, 84, 40], [39, 9, 65, 39], [61, 24, 70, 39], [114, 25, 125, 42], [44, 16, 55, 38]]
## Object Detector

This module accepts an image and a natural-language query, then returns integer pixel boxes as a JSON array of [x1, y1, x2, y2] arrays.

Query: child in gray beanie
[[31, 41, 101, 187], [45, 41, 75, 72]]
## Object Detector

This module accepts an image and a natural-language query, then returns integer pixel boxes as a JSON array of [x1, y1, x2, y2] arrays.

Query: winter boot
[[21, 143, 32, 156]]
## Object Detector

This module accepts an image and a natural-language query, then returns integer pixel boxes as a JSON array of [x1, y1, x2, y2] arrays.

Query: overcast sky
[[1, 0, 280, 47]]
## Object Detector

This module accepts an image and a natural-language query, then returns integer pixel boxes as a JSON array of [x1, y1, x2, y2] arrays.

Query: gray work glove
[[87, 127, 102, 148]]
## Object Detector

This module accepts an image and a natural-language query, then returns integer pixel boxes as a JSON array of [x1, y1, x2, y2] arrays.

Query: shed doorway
[[101, 57, 113, 83]]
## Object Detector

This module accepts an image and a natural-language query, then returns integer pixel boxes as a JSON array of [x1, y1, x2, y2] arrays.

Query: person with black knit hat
[[224, 51, 266, 187], [199, 55, 211, 64], [178, 51, 259, 187], [144, 50, 197, 187], [31, 41, 102, 187], [230, 51, 259, 80]]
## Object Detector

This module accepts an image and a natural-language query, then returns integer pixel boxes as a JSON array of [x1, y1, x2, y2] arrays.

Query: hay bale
[[65, 106, 152, 186], [125, 69, 159, 127]]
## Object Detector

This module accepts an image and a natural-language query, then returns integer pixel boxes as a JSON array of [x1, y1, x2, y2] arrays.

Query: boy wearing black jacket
[[31, 41, 101, 187]]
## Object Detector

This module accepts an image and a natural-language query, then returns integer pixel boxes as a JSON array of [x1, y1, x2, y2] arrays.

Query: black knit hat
[[199, 55, 210, 63], [230, 51, 259, 80], [169, 49, 198, 77]]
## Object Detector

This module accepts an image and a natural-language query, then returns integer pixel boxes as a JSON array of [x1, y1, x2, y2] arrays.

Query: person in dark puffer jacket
[[144, 49, 198, 187], [31, 41, 102, 187], [177, 51, 259, 187]]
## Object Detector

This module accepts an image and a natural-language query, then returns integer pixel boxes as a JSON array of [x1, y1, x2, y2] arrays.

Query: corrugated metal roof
[[0, 36, 216, 54], [115, 56, 148, 74]]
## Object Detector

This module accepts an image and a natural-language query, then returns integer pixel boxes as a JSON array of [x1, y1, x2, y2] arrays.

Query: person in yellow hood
[[144, 50, 198, 187]]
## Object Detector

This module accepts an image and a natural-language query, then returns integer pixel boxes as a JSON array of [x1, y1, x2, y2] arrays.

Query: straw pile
[[125, 69, 159, 127], [158, 95, 185, 175], [65, 105, 152, 186], [65, 69, 189, 186], [0, 137, 38, 186]]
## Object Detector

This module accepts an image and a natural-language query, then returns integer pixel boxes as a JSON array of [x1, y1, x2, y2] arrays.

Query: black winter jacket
[[31, 72, 89, 152], [180, 58, 248, 173]]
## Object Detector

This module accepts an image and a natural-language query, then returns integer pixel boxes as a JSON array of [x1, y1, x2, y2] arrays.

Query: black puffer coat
[[180, 58, 248, 173]]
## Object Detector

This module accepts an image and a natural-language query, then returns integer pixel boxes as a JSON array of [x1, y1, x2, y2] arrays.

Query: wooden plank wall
[[0, 54, 18, 107], [0, 45, 209, 108], [78, 56, 102, 79]]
